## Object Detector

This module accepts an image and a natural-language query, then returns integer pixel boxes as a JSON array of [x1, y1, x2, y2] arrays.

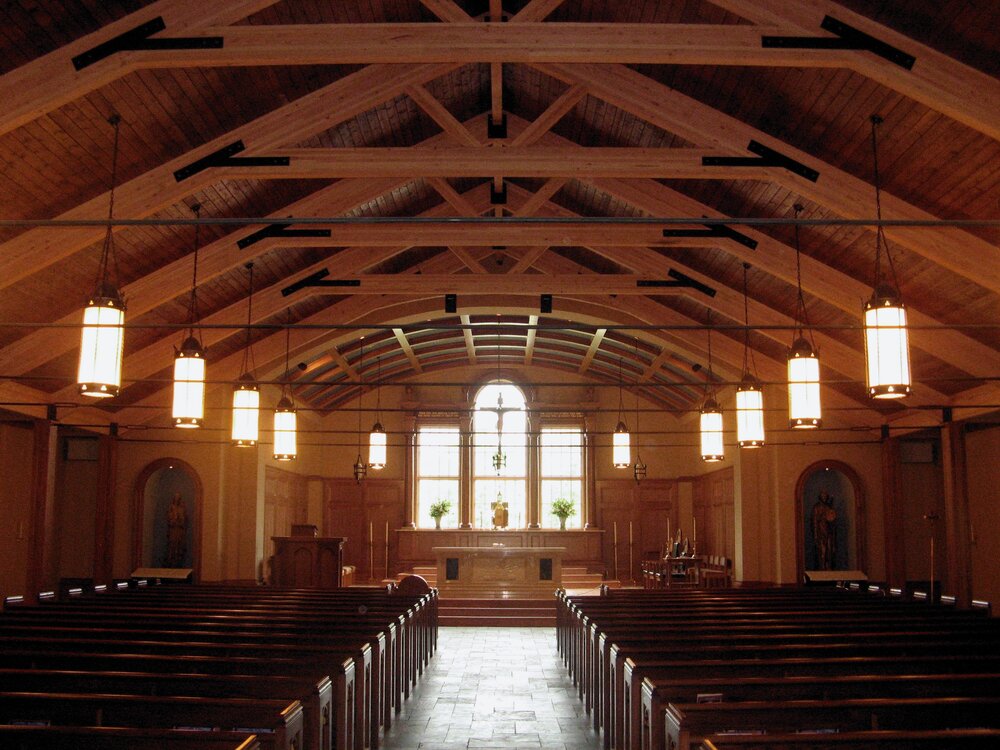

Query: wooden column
[[526, 413, 540, 528], [880, 435, 906, 589], [92, 430, 118, 585], [941, 420, 973, 605], [459, 414, 473, 528], [25, 418, 57, 599]]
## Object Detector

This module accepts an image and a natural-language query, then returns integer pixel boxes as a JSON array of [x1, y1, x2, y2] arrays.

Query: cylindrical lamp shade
[[172, 337, 205, 428], [787, 337, 822, 429], [368, 422, 387, 470], [612, 421, 630, 468], [700, 398, 724, 462], [864, 288, 912, 399], [273, 396, 296, 461], [77, 293, 125, 398], [735, 376, 765, 448], [231, 376, 259, 446]]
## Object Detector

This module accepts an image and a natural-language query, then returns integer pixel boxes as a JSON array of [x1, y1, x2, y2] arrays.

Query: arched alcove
[[795, 460, 866, 582], [132, 458, 203, 579]]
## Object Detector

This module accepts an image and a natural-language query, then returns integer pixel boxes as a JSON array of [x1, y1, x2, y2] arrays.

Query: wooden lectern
[[271, 529, 346, 588]]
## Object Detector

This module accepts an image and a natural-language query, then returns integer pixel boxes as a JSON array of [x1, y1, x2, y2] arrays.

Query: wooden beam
[[449, 248, 490, 274], [510, 247, 550, 274], [489, 0, 504, 124], [393, 328, 424, 374], [0, 61, 460, 294], [538, 62, 1000, 294], [524, 315, 538, 366], [301, 273, 690, 295], [328, 345, 360, 381], [578, 328, 607, 374], [0, 0, 279, 137], [419, 0, 472, 22], [92, 24, 847, 66], [710, 0, 1000, 142], [513, 178, 567, 217], [201, 146, 765, 179], [639, 347, 676, 383], [461, 314, 478, 365], [427, 176, 481, 216], [243, 222, 697, 246], [510, 84, 587, 147], [406, 85, 480, 146], [511, 0, 567, 22]]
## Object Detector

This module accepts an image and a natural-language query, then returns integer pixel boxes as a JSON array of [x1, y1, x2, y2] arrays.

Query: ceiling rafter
[[578, 328, 607, 374], [535, 62, 1000, 294], [0, 60, 462, 293], [393, 328, 424, 375], [460, 315, 477, 365]]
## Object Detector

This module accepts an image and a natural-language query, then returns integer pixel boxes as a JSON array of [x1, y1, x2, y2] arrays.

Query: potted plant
[[429, 499, 452, 530], [550, 497, 577, 530]]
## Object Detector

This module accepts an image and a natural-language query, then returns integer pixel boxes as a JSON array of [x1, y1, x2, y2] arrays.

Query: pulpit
[[271, 535, 346, 588]]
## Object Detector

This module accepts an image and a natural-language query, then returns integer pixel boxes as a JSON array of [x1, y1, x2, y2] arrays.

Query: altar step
[[403, 565, 605, 593], [439, 598, 557, 627]]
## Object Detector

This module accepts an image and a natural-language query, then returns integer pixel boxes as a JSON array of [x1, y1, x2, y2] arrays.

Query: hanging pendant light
[[368, 353, 386, 470], [632, 339, 647, 481], [787, 204, 822, 429], [78, 114, 126, 399], [736, 263, 765, 448], [864, 115, 912, 400], [613, 357, 631, 469], [231, 262, 259, 446], [700, 312, 724, 462], [273, 316, 296, 461], [354, 338, 368, 482], [172, 204, 206, 428]]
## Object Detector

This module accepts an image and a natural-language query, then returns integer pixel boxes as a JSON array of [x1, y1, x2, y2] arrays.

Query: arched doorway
[[132, 458, 202, 579], [795, 460, 866, 581]]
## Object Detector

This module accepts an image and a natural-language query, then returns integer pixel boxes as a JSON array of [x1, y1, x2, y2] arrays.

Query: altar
[[432, 545, 565, 596]]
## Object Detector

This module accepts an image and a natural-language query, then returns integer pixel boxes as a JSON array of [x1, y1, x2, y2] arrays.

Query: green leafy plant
[[550, 498, 577, 527], [429, 499, 452, 520]]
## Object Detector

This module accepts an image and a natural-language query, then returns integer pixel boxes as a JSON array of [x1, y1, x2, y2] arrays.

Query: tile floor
[[381, 627, 601, 750]]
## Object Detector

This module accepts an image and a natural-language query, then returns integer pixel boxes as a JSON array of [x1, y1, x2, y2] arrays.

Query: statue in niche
[[812, 490, 838, 570], [165, 492, 188, 567]]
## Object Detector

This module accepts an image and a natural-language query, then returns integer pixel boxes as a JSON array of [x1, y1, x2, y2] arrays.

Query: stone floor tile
[[380, 627, 600, 749]]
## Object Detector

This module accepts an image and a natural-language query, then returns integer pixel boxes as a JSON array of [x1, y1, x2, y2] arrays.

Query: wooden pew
[[0, 670, 331, 750], [700, 727, 1000, 749], [0, 725, 262, 749], [663, 696, 1000, 750], [0, 692, 303, 750]]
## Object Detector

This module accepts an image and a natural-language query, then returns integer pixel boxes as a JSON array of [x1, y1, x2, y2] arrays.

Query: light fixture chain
[[870, 115, 902, 295], [706, 309, 714, 396], [742, 263, 751, 374], [96, 114, 123, 294], [188, 204, 202, 338], [239, 262, 255, 377]]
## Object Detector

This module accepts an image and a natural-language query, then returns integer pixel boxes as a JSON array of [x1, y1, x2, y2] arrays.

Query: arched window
[[473, 382, 527, 528]]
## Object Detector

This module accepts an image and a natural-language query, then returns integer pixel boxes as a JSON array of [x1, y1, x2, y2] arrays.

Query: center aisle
[[381, 627, 601, 750]]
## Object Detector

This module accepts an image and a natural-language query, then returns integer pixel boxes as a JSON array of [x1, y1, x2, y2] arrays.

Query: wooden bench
[[664, 696, 1000, 750], [0, 692, 304, 750], [0, 725, 262, 749], [700, 727, 1000, 749]]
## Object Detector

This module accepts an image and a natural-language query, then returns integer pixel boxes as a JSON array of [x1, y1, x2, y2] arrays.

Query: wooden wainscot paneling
[[264, 466, 308, 562], [596, 478, 676, 583], [691, 467, 735, 560]]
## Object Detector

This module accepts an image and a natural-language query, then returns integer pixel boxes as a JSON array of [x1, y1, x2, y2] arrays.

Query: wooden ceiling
[[0, 0, 997, 436]]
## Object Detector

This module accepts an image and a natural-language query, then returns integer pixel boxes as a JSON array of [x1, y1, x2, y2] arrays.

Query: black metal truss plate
[[281, 269, 362, 297], [490, 180, 508, 205], [174, 140, 290, 182], [636, 271, 717, 298], [662, 220, 758, 251], [487, 114, 508, 140], [702, 140, 819, 183], [761, 15, 915, 70], [72, 17, 224, 71], [237, 222, 331, 250]]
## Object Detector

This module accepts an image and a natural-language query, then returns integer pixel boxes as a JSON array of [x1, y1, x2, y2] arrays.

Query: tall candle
[[613, 521, 618, 547], [629, 521, 633, 545], [369, 521, 373, 545], [667, 518, 671, 548], [693, 517, 697, 545], [385, 520, 389, 544]]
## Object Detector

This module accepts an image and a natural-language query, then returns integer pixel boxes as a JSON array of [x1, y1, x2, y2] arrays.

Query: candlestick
[[666, 517, 670, 552], [693, 517, 697, 546], [629, 520, 633, 545], [613, 520, 618, 546]]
